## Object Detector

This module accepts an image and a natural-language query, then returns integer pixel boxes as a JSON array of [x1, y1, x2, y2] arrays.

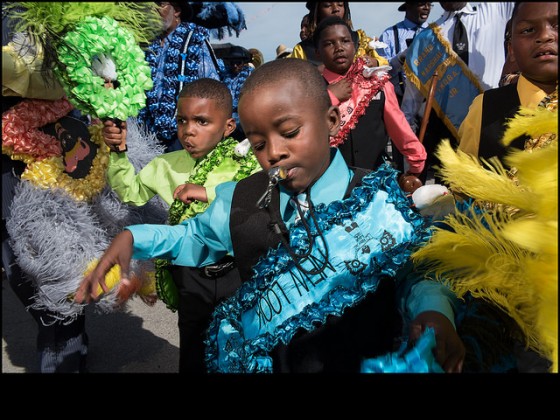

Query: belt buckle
[[201, 259, 234, 279], [203, 266, 215, 279]]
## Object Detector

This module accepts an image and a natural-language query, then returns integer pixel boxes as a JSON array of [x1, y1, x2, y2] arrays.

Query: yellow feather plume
[[82, 259, 122, 297], [413, 107, 558, 372], [501, 106, 558, 147], [434, 142, 536, 212], [79, 259, 157, 299]]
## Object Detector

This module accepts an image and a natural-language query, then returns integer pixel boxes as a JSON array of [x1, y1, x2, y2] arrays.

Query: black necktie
[[285, 195, 309, 224], [453, 13, 468, 65]]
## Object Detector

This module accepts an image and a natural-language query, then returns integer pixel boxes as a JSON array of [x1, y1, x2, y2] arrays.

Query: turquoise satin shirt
[[128, 148, 458, 327]]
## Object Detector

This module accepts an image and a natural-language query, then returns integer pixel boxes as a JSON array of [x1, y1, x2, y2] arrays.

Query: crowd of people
[[2, 1, 557, 374]]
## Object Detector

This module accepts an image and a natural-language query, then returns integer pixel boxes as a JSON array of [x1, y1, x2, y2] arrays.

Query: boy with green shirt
[[102, 77, 260, 373]]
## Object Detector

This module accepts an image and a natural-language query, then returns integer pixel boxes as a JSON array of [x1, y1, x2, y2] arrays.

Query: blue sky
[[218, 2, 445, 62]]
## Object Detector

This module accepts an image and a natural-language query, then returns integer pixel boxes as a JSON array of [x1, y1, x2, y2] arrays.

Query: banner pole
[[418, 70, 439, 144]]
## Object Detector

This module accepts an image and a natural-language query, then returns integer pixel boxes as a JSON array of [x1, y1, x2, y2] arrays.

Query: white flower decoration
[[234, 138, 251, 157], [412, 184, 450, 210], [363, 65, 392, 78], [369, 39, 388, 49]]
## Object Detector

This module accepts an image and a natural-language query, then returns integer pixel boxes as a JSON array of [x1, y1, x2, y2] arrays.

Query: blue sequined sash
[[206, 165, 431, 373]]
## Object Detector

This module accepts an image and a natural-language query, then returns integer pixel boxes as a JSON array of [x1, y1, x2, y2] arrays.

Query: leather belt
[[198, 256, 236, 279]]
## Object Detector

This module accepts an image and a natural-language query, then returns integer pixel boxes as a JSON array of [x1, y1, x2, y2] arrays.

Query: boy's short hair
[[312, 15, 352, 48], [178, 78, 233, 114], [239, 58, 331, 111]]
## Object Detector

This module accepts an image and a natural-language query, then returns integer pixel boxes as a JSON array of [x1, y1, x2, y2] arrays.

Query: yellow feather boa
[[412, 106, 558, 372]]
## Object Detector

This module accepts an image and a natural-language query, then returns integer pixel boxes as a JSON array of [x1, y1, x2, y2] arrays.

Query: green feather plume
[[4, 2, 163, 103], [5, 2, 162, 45]]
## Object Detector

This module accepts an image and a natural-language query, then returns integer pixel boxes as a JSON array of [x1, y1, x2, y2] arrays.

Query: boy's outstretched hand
[[74, 230, 134, 304], [408, 310, 466, 373]]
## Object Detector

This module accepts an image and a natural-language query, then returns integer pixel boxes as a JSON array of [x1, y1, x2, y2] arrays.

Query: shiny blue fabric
[[361, 327, 444, 373], [205, 164, 432, 373]]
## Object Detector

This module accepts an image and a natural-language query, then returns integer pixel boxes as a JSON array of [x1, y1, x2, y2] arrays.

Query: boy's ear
[[327, 105, 341, 137], [224, 117, 237, 138]]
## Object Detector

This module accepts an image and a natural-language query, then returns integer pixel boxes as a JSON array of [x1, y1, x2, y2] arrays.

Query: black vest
[[337, 90, 389, 170], [229, 163, 399, 372], [230, 169, 285, 282], [479, 82, 527, 165], [230, 162, 370, 282], [300, 38, 322, 66]]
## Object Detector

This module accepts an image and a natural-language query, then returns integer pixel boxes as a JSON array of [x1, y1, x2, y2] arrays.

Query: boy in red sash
[[316, 16, 426, 181]]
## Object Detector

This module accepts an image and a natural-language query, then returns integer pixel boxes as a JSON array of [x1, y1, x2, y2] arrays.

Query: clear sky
[[218, 2, 446, 63]]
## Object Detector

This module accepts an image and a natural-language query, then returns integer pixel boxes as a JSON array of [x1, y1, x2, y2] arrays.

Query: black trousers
[[271, 277, 401, 373], [172, 264, 242, 373]]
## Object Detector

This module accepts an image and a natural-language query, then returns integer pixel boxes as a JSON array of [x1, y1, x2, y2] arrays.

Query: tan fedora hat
[[275, 44, 293, 59]]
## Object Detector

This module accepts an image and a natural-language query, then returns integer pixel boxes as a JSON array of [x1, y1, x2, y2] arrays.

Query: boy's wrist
[[110, 144, 128, 153]]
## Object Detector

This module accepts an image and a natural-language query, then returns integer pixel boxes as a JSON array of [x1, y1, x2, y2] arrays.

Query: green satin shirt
[[108, 147, 259, 220]]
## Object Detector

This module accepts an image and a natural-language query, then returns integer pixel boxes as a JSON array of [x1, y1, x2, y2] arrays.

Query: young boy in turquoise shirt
[[77, 59, 465, 373]]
